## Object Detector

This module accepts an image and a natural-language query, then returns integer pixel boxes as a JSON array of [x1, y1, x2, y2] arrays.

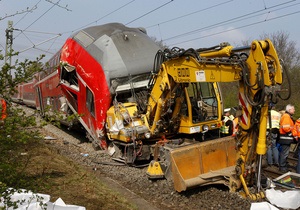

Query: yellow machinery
[[106, 39, 282, 200]]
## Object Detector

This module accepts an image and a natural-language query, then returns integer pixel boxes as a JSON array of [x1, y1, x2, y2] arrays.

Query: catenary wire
[[5, 1, 299, 60], [63, 0, 136, 34], [164, 0, 297, 42], [13, 0, 42, 27], [14, 0, 61, 40], [125, 0, 174, 25], [146, 0, 233, 29], [170, 10, 300, 46]]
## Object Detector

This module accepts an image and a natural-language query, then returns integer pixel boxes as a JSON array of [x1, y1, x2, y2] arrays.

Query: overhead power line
[[18, 34, 61, 53], [164, 0, 298, 42], [125, 0, 174, 25], [146, 0, 233, 29], [170, 10, 300, 46], [13, 0, 42, 27], [65, 0, 136, 34], [12, 0, 70, 56], [4, 0, 299, 61], [14, 28, 62, 36], [21, 0, 61, 33]]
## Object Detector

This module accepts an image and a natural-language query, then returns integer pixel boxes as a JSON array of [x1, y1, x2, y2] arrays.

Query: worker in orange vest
[[278, 104, 297, 173], [293, 118, 300, 173], [0, 97, 7, 125]]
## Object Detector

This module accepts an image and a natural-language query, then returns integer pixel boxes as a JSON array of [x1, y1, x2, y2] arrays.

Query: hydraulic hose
[[277, 60, 291, 100]]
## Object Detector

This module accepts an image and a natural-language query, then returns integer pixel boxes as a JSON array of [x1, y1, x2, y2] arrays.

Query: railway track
[[42, 120, 252, 210], [263, 147, 299, 183], [20, 105, 298, 209]]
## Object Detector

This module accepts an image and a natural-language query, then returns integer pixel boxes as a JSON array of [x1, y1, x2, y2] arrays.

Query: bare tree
[[260, 31, 300, 70], [150, 36, 168, 50]]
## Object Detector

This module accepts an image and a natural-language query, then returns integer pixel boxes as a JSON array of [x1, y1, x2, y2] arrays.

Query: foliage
[[0, 52, 45, 208], [219, 82, 239, 110], [0, 51, 45, 98], [0, 107, 42, 186], [0, 51, 81, 209]]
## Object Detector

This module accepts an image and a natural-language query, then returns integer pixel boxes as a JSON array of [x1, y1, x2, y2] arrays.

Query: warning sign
[[195, 70, 206, 82]]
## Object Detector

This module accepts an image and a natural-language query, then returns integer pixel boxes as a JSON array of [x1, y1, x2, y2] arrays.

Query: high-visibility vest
[[220, 124, 230, 134], [267, 110, 281, 129], [293, 119, 300, 138], [221, 115, 233, 134], [280, 113, 295, 135], [223, 116, 230, 123]]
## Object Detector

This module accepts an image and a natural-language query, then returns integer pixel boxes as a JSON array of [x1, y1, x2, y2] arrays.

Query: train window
[[60, 63, 78, 88], [86, 87, 95, 117]]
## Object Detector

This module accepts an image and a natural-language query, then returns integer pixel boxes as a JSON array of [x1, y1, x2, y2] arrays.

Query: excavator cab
[[187, 82, 219, 123]]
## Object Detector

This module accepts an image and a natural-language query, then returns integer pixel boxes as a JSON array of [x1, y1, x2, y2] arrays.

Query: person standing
[[293, 118, 300, 173], [0, 97, 7, 125], [220, 108, 234, 137], [266, 104, 281, 166], [278, 104, 297, 173]]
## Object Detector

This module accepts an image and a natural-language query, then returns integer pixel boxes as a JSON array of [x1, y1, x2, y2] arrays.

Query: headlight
[[145, 132, 151, 139], [202, 125, 209, 133]]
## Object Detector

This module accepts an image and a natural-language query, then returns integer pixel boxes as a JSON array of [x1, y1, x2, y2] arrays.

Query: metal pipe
[[231, 46, 251, 53], [257, 154, 262, 192]]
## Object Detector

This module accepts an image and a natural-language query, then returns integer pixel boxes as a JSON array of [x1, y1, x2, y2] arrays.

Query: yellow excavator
[[106, 39, 282, 200]]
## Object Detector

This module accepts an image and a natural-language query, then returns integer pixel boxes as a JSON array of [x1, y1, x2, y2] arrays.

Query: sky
[[0, 0, 300, 64]]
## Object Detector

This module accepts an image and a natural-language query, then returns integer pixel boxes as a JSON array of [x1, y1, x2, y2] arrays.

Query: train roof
[[70, 23, 161, 83]]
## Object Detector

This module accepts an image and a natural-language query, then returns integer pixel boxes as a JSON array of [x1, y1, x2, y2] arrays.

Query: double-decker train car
[[15, 23, 161, 149]]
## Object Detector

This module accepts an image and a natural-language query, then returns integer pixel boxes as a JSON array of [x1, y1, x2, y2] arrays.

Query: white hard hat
[[224, 108, 231, 112]]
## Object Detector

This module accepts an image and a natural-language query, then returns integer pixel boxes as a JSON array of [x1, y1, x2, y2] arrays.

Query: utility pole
[[5, 20, 13, 66]]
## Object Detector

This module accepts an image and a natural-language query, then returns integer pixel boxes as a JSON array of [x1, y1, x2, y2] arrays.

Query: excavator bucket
[[168, 136, 238, 192]]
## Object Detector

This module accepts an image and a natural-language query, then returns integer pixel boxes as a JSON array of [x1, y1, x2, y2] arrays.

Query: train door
[[86, 87, 95, 118], [36, 87, 44, 116], [84, 86, 100, 147], [19, 84, 23, 100]]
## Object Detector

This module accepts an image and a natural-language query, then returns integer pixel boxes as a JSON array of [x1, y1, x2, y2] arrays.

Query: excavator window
[[186, 82, 219, 122]]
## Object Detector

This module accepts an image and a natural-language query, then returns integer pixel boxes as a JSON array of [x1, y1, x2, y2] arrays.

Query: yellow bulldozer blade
[[168, 136, 238, 192]]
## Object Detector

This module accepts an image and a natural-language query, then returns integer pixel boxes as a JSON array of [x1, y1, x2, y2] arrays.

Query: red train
[[14, 23, 161, 149]]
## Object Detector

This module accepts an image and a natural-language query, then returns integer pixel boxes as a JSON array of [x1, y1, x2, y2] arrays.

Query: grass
[[22, 141, 137, 210]]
